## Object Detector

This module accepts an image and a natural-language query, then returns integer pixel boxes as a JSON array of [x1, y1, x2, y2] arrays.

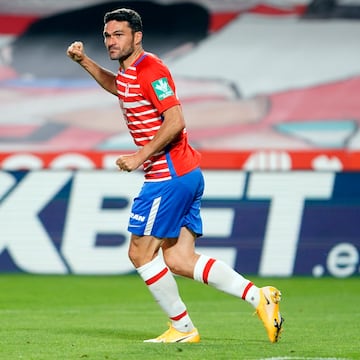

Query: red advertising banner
[[1, 150, 360, 171]]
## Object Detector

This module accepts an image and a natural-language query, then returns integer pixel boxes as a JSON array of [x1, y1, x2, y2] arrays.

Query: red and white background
[[1, 0, 360, 277]]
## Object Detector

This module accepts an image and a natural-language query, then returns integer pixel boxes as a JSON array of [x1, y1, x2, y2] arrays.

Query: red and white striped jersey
[[116, 51, 201, 181]]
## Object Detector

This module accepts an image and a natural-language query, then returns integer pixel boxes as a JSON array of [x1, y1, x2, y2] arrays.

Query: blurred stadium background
[[0, 0, 360, 278]]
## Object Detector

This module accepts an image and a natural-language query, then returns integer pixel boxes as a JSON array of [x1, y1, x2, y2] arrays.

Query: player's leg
[[129, 233, 198, 342], [161, 170, 258, 306], [163, 227, 283, 342], [160, 168, 283, 342], [127, 173, 202, 342], [162, 227, 259, 306], [193, 252, 283, 342]]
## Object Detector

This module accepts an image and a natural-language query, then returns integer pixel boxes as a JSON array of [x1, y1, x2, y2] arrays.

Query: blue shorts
[[128, 167, 204, 238]]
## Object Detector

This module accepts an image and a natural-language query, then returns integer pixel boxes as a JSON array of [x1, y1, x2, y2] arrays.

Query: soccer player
[[67, 8, 283, 343]]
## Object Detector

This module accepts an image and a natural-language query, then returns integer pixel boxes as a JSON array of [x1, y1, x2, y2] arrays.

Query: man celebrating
[[67, 8, 283, 343]]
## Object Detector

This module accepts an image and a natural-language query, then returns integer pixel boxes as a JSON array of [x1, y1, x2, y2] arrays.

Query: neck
[[120, 46, 144, 70]]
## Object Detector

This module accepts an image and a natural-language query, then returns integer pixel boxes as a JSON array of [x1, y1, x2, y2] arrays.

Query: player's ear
[[134, 31, 143, 45]]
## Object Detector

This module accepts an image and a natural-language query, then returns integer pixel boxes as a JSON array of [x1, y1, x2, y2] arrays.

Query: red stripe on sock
[[170, 310, 188, 321], [242, 282, 254, 300], [145, 267, 169, 286], [203, 258, 216, 284]]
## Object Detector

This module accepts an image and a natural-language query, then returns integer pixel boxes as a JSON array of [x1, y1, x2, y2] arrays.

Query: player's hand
[[67, 41, 85, 63], [116, 153, 144, 172]]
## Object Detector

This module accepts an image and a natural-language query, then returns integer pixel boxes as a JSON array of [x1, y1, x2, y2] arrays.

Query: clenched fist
[[67, 41, 85, 63]]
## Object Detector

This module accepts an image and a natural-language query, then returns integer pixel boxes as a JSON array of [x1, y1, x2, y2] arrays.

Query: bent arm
[[67, 41, 117, 96], [79, 55, 118, 96], [115, 105, 185, 172], [138, 105, 185, 161]]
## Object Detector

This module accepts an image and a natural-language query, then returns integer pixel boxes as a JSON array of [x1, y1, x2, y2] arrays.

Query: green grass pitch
[[1, 274, 359, 360]]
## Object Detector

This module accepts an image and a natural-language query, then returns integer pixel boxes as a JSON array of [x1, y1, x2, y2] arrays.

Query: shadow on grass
[[53, 326, 152, 341]]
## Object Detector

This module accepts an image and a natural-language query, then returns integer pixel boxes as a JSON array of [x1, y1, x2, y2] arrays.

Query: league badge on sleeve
[[151, 78, 174, 100]]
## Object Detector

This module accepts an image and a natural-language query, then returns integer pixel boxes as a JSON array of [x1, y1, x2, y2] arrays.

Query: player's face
[[103, 20, 140, 61]]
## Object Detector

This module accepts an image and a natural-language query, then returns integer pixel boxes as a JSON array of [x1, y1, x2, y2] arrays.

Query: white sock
[[193, 254, 260, 308], [137, 255, 195, 332]]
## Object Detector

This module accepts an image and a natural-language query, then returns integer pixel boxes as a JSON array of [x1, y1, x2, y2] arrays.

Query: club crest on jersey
[[151, 77, 174, 100], [125, 83, 130, 97]]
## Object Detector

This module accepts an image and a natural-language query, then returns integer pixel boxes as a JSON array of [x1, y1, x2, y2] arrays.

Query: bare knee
[[163, 251, 198, 278], [128, 245, 144, 268], [128, 235, 161, 268], [163, 252, 181, 274]]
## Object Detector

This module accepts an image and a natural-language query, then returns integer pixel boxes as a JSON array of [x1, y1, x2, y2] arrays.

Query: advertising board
[[1, 170, 359, 277]]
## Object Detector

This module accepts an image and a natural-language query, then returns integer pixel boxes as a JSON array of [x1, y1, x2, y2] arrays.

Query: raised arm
[[67, 41, 118, 96]]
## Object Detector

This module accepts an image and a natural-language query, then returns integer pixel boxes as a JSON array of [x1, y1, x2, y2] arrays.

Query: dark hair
[[104, 8, 143, 32]]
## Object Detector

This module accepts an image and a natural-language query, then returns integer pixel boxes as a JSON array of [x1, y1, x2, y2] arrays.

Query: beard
[[109, 47, 134, 62], [108, 45, 134, 62]]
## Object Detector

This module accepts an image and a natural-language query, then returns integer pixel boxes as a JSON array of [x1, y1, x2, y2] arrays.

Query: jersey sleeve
[[138, 58, 180, 114]]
